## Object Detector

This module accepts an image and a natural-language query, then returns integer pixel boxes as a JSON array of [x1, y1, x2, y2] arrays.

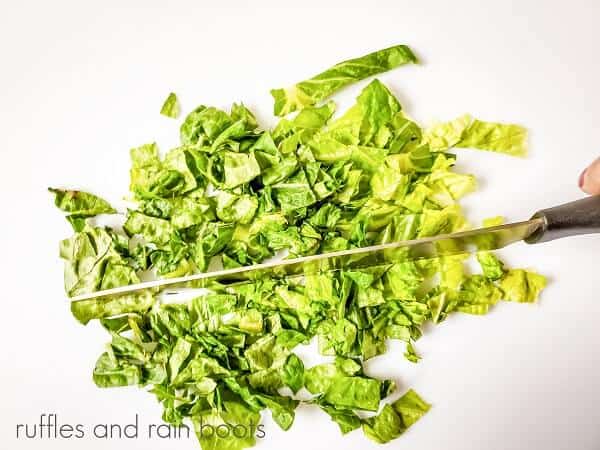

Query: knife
[[70, 195, 600, 303]]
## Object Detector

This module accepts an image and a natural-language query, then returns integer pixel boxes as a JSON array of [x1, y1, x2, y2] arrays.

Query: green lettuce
[[424, 115, 528, 156], [50, 44, 547, 450], [59, 227, 139, 297], [129, 143, 193, 198], [271, 45, 417, 116], [423, 114, 472, 152], [458, 119, 527, 157], [500, 269, 547, 303], [160, 92, 180, 118], [362, 389, 430, 444], [49, 188, 116, 231], [71, 290, 155, 325]]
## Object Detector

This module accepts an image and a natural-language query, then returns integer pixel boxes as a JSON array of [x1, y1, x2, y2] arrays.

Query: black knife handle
[[526, 195, 600, 243]]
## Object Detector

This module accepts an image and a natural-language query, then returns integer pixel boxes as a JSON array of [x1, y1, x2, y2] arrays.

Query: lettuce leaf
[[193, 400, 260, 450], [500, 269, 547, 303], [160, 92, 180, 118], [458, 119, 528, 157], [305, 362, 386, 411], [59, 227, 139, 297], [362, 389, 430, 444], [49, 188, 116, 231], [71, 290, 155, 324], [271, 45, 417, 116], [477, 252, 505, 281], [423, 114, 472, 152], [424, 115, 527, 157]]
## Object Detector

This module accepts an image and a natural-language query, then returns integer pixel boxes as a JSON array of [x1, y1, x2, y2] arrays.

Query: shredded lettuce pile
[[50, 44, 546, 450]]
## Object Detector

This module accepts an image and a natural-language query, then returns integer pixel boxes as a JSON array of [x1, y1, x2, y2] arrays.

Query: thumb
[[580, 157, 600, 195]]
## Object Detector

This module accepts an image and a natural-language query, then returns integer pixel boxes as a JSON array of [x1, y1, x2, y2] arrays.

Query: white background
[[1, 0, 599, 449]]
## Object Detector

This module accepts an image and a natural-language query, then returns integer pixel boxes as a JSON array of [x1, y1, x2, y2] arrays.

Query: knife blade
[[70, 217, 544, 302]]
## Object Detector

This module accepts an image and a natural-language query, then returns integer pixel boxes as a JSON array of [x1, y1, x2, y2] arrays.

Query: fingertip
[[579, 169, 587, 189], [580, 157, 600, 195]]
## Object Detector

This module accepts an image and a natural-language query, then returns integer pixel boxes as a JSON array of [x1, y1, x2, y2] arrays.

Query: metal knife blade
[[70, 217, 544, 303]]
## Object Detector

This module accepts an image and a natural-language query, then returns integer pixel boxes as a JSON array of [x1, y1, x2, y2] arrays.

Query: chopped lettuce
[[50, 44, 547, 450], [500, 269, 547, 303], [362, 389, 430, 444], [49, 188, 116, 231], [477, 252, 505, 280], [160, 92, 180, 118], [424, 115, 528, 157], [424, 114, 472, 152], [59, 227, 139, 297], [458, 119, 527, 157], [271, 45, 417, 116]]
